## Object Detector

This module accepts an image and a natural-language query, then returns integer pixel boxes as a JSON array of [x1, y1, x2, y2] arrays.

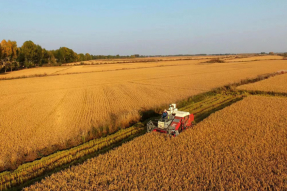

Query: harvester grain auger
[[147, 104, 194, 136]]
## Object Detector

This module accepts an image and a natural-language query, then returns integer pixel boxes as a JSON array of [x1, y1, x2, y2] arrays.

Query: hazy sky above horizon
[[1, 0, 287, 55]]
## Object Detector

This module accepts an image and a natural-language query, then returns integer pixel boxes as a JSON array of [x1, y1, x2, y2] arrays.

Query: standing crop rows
[[24, 96, 287, 190]]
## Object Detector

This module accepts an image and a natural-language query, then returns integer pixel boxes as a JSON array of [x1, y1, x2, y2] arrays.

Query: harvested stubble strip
[[24, 96, 287, 190], [192, 95, 232, 109], [192, 95, 242, 115], [0, 126, 142, 191], [180, 94, 222, 111]]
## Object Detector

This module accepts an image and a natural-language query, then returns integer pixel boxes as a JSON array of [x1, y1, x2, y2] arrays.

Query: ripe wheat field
[[24, 96, 287, 190], [0, 57, 286, 172], [0, 56, 213, 79], [226, 55, 282, 62], [0, 55, 282, 80], [237, 73, 287, 93], [64, 55, 225, 66]]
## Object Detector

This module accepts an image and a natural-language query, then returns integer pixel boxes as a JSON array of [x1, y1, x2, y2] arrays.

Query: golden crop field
[[64, 55, 225, 66], [0, 66, 72, 79], [0, 56, 219, 80], [53, 59, 209, 75], [0, 55, 279, 80], [0, 59, 210, 80], [0, 58, 286, 172], [225, 55, 283, 62], [237, 73, 287, 93], [24, 96, 287, 190]]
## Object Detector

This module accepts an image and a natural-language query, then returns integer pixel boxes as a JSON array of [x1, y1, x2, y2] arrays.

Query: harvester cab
[[147, 104, 194, 136]]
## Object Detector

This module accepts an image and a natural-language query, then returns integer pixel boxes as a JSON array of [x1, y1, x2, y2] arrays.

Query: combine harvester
[[147, 104, 194, 136]]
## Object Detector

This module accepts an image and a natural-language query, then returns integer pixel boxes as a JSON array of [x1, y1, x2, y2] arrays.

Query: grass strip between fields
[[182, 95, 232, 112], [237, 90, 287, 97], [193, 96, 242, 115]]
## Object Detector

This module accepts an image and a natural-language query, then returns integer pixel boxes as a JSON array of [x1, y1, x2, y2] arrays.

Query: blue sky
[[1, 0, 286, 55]]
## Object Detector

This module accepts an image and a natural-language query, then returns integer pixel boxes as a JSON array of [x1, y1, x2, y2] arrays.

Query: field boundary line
[[237, 90, 287, 98]]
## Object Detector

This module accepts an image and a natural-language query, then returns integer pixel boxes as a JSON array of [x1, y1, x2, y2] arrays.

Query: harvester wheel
[[147, 121, 155, 132], [175, 130, 180, 136], [178, 126, 182, 133]]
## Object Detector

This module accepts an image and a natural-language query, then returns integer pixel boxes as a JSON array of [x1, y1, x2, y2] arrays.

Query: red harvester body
[[147, 104, 195, 136]]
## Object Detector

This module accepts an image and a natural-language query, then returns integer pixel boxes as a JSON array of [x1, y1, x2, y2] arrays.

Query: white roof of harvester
[[174, 110, 190, 117]]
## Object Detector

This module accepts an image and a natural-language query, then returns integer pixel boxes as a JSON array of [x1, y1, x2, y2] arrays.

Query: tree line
[[0, 39, 135, 73]]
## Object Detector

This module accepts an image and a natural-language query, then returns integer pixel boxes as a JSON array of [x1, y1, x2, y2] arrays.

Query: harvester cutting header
[[147, 104, 194, 136]]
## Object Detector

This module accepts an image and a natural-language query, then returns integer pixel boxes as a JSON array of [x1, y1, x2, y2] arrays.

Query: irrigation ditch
[[1, 71, 287, 191]]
